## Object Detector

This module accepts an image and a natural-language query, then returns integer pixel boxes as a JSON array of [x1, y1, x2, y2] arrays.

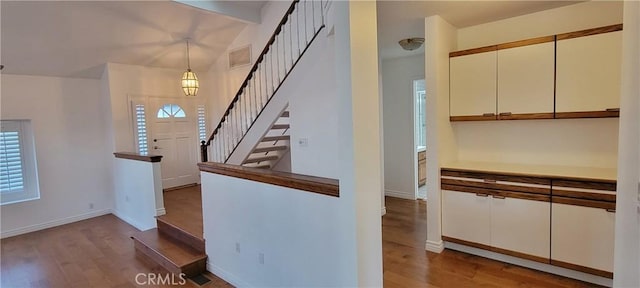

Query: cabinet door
[[551, 203, 615, 274], [491, 195, 550, 259], [556, 31, 622, 114], [450, 51, 497, 119], [442, 190, 491, 246], [497, 42, 555, 117]]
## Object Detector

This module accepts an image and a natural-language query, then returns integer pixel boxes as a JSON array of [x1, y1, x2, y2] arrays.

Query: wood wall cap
[[198, 162, 339, 197], [114, 152, 163, 163]]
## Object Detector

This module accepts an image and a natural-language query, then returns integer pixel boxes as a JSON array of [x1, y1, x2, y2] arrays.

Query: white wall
[[104, 63, 209, 152], [113, 158, 163, 231], [286, 32, 339, 179], [424, 15, 458, 253], [452, 1, 623, 169], [457, 1, 623, 50], [613, 1, 640, 286], [0, 74, 113, 238], [335, 1, 383, 285], [201, 172, 349, 287], [381, 54, 424, 199]]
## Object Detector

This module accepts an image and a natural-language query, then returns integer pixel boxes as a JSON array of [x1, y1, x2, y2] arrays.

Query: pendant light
[[182, 39, 199, 96]]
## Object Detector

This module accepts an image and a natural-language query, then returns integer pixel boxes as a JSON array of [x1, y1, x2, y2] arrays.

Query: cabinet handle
[[482, 113, 495, 117], [606, 208, 616, 213], [476, 193, 489, 197], [484, 179, 496, 183], [499, 112, 512, 116], [605, 108, 620, 112], [492, 195, 506, 199]]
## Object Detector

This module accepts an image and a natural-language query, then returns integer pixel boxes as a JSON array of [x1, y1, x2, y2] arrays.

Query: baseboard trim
[[156, 208, 166, 216], [381, 207, 387, 216], [384, 189, 415, 200], [1, 209, 112, 239], [445, 241, 612, 287], [207, 263, 252, 288], [112, 209, 156, 231], [425, 239, 444, 253]]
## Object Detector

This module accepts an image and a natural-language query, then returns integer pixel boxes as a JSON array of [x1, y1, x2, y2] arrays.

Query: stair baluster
[[201, 0, 325, 164]]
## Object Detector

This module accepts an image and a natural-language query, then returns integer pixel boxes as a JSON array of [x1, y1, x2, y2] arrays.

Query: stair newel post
[[200, 141, 208, 162]]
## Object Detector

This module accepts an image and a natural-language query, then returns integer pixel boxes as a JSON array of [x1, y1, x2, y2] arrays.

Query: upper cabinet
[[449, 24, 622, 122], [556, 30, 622, 118], [497, 40, 555, 119], [450, 50, 497, 121]]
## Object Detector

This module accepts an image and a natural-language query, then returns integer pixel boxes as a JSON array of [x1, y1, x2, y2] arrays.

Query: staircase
[[132, 217, 207, 278], [201, 0, 326, 168], [132, 0, 326, 282], [242, 109, 290, 169]]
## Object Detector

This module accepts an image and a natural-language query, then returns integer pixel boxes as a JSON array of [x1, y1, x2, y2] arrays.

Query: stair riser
[[133, 238, 207, 278], [133, 238, 181, 275], [157, 220, 206, 254]]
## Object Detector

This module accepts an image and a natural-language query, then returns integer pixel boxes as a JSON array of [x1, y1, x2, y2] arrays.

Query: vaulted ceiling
[[0, 1, 264, 78]]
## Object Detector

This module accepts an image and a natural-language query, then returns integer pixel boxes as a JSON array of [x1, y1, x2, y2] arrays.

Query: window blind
[[0, 128, 25, 194], [198, 105, 206, 142], [135, 104, 149, 154]]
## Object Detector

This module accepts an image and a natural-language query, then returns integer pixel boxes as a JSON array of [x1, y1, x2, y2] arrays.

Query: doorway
[[131, 96, 204, 190], [413, 79, 426, 199]]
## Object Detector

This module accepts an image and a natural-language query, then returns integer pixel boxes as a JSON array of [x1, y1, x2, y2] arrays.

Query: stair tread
[[244, 155, 278, 164], [157, 215, 204, 241], [271, 124, 290, 130], [132, 229, 206, 268], [281, 111, 290, 117], [252, 145, 288, 153], [262, 135, 290, 142]]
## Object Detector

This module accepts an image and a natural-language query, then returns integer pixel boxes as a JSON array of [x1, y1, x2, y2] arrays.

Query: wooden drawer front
[[551, 203, 615, 278], [552, 179, 616, 203], [441, 170, 550, 195]]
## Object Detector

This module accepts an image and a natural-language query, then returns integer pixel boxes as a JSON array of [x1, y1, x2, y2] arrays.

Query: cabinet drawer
[[442, 169, 550, 195], [551, 179, 616, 203]]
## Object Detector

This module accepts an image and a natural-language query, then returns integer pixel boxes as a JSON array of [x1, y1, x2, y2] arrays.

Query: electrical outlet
[[125, 196, 130, 202], [259, 253, 264, 264], [89, 203, 94, 209], [235, 242, 241, 253]]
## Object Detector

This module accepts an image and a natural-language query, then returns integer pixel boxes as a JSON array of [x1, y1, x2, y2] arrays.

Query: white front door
[[150, 100, 199, 189]]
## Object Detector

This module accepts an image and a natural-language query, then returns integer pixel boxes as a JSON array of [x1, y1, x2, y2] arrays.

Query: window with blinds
[[197, 105, 206, 142], [135, 104, 149, 154], [0, 120, 39, 205]]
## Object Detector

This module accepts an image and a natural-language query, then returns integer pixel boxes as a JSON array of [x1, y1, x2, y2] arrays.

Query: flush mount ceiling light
[[398, 37, 425, 51], [182, 39, 199, 97]]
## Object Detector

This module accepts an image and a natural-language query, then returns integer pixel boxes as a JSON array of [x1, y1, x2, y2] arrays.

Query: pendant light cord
[[186, 40, 192, 71]]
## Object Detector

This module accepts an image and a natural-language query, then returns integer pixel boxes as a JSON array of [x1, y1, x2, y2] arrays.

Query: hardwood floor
[[382, 196, 600, 288], [0, 214, 230, 287], [160, 185, 204, 239], [1, 189, 601, 287]]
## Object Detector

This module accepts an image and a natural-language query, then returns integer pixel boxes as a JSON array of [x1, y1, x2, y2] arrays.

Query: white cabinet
[[450, 51, 497, 119], [551, 203, 615, 274], [556, 31, 622, 114], [442, 190, 491, 246], [497, 42, 555, 116], [491, 196, 550, 259]]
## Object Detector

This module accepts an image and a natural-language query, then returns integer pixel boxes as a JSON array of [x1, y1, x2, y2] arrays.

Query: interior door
[[150, 100, 198, 189]]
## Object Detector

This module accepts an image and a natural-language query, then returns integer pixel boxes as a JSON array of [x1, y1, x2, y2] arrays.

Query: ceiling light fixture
[[398, 37, 425, 51], [182, 39, 199, 96]]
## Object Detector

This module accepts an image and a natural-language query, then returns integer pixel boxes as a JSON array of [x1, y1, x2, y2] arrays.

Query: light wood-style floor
[[1, 187, 599, 287], [383, 197, 599, 287], [161, 185, 204, 239]]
